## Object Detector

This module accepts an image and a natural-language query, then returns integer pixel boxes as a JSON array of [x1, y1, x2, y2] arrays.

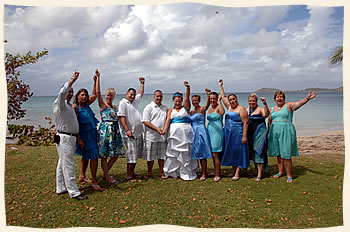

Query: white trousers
[[56, 134, 81, 198]]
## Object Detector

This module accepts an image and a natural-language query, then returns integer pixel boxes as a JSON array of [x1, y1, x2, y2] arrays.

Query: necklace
[[277, 104, 284, 110]]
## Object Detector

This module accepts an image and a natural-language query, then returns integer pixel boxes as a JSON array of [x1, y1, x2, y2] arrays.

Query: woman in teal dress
[[246, 93, 269, 182], [95, 69, 124, 185], [73, 74, 102, 191], [207, 92, 225, 182], [268, 90, 317, 183], [190, 88, 212, 181]]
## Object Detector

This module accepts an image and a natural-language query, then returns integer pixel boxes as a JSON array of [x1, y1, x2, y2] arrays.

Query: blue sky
[[3, 3, 343, 96]]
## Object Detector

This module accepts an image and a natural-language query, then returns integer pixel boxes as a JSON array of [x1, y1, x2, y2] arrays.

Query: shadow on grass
[[206, 163, 326, 181]]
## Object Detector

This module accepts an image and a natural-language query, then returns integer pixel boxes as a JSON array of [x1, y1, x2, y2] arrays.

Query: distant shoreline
[[32, 88, 344, 97], [256, 87, 343, 93]]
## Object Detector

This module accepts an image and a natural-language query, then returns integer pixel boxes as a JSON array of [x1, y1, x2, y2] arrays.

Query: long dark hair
[[74, 88, 89, 105]]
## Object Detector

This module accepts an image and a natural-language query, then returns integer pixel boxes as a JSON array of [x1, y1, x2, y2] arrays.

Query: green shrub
[[7, 117, 56, 146]]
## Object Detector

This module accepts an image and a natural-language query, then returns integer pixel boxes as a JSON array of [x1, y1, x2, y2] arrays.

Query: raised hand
[[307, 91, 318, 100], [205, 88, 211, 95], [219, 79, 223, 86], [139, 77, 145, 84], [184, 81, 190, 87], [95, 69, 100, 77], [260, 97, 266, 105], [73, 71, 80, 79]]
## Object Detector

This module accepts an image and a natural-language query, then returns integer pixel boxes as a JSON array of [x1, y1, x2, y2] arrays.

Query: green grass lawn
[[5, 145, 344, 229]]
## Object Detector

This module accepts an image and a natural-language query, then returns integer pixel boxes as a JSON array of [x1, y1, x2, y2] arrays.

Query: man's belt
[[57, 130, 78, 137]]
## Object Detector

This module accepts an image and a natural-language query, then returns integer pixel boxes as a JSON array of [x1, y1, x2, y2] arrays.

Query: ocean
[[7, 91, 343, 136]]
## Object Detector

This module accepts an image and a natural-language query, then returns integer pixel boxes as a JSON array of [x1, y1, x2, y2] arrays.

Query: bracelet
[[125, 129, 129, 133]]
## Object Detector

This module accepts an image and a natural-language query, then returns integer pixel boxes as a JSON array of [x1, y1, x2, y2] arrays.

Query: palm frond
[[329, 45, 343, 66]]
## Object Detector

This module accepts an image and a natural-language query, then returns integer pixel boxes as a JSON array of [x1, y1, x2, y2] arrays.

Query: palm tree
[[329, 45, 343, 66]]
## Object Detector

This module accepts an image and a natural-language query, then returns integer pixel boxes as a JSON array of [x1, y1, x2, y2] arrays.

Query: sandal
[[160, 175, 168, 179], [102, 175, 115, 181], [286, 177, 293, 183], [79, 177, 92, 183], [125, 177, 137, 183], [213, 176, 221, 182], [274, 173, 282, 179], [91, 184, 103, 191], [255, 177, 262, 182], [199, 176, 207, 181], [109, 179, 120, 185], [232, 176, 240, 181], [208, 172, 215, 177]]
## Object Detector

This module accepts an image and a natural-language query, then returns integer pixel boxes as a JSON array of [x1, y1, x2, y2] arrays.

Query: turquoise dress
[[190, 113, 212, 160], [207, 112, 224, 152], [221, 111, 249, 169], [75, 104, 99, 160], [268, 104, 299, 159], [98, 107, 124, 158]]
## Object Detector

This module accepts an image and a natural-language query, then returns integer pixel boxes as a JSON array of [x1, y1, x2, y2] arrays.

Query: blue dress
[[220, 111, 249, 169], [75, 104, 99, 160], [207, 112, 224, 152], [190, 113, 212, 160], [98, 107, 124, 158], [268, 104, 299, 159], [248, 111, 268, 171]]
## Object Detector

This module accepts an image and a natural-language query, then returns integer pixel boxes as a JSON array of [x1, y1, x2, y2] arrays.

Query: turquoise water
[[8, 92, 343, 136]]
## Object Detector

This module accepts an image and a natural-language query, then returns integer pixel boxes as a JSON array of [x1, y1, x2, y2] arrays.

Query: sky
[[3, 3, 344, 96]]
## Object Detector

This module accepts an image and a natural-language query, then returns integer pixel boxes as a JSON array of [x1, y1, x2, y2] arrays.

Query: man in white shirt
[[142, 90, 168, 179], [118, 77, 145, 182], [53, 71, 87, 200]]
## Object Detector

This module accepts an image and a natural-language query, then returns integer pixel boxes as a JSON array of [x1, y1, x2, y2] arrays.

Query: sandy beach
[[297, 130, 344, 158], [6, 130, 345, 155]]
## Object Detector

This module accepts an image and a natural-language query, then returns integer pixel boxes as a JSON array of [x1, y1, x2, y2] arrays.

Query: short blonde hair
[[248, 93, 258, 101], [105, 88, 116, 96], [273, 91, 285, 100]]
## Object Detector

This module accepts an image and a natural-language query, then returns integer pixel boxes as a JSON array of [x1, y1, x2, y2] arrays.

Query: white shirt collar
[[151, 101, 163, 108]]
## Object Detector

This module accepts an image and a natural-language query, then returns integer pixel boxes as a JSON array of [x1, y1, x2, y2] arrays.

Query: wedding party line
[[54, 69, 317, 200]]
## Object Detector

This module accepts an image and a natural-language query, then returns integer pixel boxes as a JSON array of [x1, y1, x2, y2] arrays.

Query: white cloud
[[3, 4, 343, 96], [254, 6, 289, 28]]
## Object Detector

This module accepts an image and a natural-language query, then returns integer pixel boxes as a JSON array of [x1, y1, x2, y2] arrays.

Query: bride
[[162, 81, 198, 180]]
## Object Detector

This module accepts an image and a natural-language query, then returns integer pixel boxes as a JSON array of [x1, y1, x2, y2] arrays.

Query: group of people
[[54, 70, 317, 200]]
